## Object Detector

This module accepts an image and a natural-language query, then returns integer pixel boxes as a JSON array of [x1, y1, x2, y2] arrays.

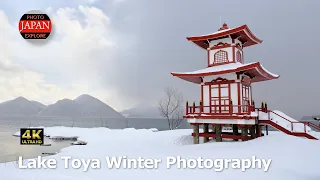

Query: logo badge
[[18, 10, 52, 39], [20, 128, 44, 145]]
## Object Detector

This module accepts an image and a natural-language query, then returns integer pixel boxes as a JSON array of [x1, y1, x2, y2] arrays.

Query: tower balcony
[[184, 100, 268, 119]]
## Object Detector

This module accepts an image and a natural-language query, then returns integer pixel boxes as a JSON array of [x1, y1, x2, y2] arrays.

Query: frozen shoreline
[[1, 126, 320, 180], [0, 130, 74, 163]]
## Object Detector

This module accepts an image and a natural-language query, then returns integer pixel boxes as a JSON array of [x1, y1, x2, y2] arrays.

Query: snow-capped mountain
[[0, 95, 124, 118], [38, 94, 124, 118], [0, 97, 46, 116]]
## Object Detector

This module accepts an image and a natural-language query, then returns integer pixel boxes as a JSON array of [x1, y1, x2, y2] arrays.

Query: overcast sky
[[0, 0, 319, 119]]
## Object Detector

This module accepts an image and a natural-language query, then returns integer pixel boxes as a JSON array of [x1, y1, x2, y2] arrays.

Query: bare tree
[[158, 87, 184, 130]]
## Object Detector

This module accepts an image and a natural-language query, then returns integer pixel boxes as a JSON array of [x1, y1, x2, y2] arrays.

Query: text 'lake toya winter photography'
[[0, 0, 320, 180]]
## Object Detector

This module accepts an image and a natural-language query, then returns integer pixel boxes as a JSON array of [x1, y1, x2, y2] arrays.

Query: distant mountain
[[121, 105, 161, 118], [301, 115, 320, 120], [38, 94, 124, 118], [0, 97, 46, 116]]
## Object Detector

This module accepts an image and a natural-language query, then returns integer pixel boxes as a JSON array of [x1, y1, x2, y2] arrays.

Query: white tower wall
[[208, 37, 244, 65]]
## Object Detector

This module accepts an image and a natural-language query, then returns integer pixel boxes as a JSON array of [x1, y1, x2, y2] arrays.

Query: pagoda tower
[[171, 23, 280, 143]]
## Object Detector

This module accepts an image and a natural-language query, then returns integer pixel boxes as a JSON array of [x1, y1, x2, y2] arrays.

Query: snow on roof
[[172, 62, 255, 75], [186, 24, 263, 49], [260, 64, 279, 77], [196, 27, 232, 37], [171, 62, 280, 84]]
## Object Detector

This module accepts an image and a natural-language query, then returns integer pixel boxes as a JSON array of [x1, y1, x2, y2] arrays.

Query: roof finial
[[219, 23, 229, 31]]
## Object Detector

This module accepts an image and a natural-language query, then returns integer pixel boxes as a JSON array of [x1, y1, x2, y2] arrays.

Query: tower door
[[242, 84, 250, 113], [210, 83, 231, 114]]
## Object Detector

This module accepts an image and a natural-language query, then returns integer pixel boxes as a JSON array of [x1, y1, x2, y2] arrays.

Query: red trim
[[204, 77, 235, 85], [241, 76, 251, 86], [191, 133, 253, 140], [201, 84, 204, 105], [190, 123, 202, 126], [218, 84, 221, 113], [237, 82, 241, 113], [259, 120, 317, 140], [228, 83, 231, 103], [208, 61, 233, 67], [242, 84, 244, 106], [232, 46, 235, 63], [206, 82, 233, 115], [207, 50, 210, 67], [172, 62, 254, 77], [209, 84, 212, 113], [235, 44, 242, 50], [242, 84, 250, 108], [306, 122, 320, 131], [250, 85, 253, 101], [209, 43, 231, 50], [217, 80, 236, 84], [236, 50, 243, 63], [171, 62, 279, 84], [186, 25, 263, 50], [184, 115, 256, 119]]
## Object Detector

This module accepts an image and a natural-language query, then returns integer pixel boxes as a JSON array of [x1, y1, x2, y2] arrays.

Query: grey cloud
[[95, 0, 319, 119]]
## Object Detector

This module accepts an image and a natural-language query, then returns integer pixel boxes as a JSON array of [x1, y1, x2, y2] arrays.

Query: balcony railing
[[185, 100, 269, 116]]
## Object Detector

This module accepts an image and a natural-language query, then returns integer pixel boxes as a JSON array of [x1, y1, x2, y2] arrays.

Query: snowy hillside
[[38, 94, 124, 118], [121, 105, 161, 118], [3, 127, 320, 180], [37, 99, 80, 117], [0, 97, 46, 116]]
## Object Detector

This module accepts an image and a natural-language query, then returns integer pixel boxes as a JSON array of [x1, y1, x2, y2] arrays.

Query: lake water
[[1, 116, 317, 163], [0, 132, 74, 163], [0, 116, 192, 163]]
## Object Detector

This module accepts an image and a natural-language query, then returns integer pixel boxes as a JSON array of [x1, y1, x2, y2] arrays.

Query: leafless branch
[[158, 87, 184, 130]]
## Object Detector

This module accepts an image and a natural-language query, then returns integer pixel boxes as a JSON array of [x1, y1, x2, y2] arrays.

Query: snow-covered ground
[[1, 127, 320, 180]]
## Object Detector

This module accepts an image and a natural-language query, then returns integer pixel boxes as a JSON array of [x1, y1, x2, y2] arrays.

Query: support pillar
[[210, 124, 215, 140], [232, 124, 239, 141], [255, 124, 261, 137], [193, 124, 199, 144], [203, 124, 209, 143], [249, 125, 256, 139], [242, 126, 249, 141], [215, 124, 222, 142], [211, 124, 215, 133], [266, 125, 269, 135]]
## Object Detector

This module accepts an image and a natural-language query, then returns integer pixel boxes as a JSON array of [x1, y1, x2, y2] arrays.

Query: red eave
[[186, 25, 263, 50], [171, 62, 279, 84]]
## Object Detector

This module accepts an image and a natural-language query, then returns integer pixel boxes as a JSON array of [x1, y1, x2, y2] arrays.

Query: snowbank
[[2, 127, 320, 180]]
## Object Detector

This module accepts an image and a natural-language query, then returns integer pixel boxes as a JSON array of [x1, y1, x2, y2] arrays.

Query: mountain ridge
[[0, 94, 124, 118]]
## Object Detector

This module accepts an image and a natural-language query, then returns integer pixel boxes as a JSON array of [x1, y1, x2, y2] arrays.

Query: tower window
[[236, 50, 243, 63], [214, 50, 228, 64]]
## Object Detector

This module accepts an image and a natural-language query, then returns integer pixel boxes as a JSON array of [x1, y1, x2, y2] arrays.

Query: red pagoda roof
[[171, 62, 279, 84], [186, 24, 263, 50]]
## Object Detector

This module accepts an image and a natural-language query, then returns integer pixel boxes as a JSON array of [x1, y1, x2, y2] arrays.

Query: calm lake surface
[[0, 117, 191, 163]]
